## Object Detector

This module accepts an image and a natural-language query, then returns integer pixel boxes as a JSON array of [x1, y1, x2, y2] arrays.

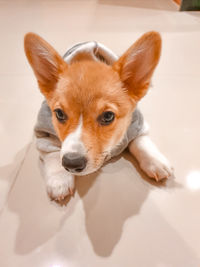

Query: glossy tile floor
[[0, 0, 200, 266]]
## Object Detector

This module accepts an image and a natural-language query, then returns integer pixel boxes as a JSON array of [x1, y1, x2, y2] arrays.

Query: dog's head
[[24, 32, 161, 175]]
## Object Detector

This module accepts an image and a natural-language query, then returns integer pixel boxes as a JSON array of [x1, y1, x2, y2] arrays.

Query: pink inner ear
[[123, 44, 156, 82], [113, 31, 161, 101]]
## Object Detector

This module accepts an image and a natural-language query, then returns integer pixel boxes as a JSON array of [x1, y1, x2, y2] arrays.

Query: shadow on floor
[[75, 150, 181, 257], [0, 143, 31, 214], [3, 145, 199, 266], [3, 143, 77, 254]]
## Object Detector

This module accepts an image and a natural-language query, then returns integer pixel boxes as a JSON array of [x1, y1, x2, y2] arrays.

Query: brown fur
[[24, 32, 161, 169]]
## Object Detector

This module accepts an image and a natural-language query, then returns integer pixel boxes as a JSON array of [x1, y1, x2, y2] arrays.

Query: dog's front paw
[[46, 171, 74, 201], [140, 156, 174, 181]]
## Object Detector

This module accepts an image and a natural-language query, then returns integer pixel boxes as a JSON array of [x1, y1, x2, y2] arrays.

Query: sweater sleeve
[[34, 101, 61, 154], [110, 108, 148, 158]]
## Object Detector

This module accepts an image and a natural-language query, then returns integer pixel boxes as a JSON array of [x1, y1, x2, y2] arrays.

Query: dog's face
[[24, 32, 161, 175], [46, 61, 134, 175]]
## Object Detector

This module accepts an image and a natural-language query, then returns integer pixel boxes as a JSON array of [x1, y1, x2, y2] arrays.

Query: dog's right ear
[[24, 33, 67, 96]]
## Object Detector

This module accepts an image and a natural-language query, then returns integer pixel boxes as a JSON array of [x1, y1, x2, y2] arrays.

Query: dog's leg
[[39, 151, 75, 200], [128, 135, 173, 181]]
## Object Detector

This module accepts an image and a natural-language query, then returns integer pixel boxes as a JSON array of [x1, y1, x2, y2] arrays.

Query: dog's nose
[[62, 153, 87, 173]]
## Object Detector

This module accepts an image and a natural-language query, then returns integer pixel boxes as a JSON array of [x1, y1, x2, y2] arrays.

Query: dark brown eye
[[54, 109, 67, 123], [97, 111, 115, 126]]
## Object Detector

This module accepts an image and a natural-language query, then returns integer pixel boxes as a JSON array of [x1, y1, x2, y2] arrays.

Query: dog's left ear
[[113, 31, 161, 101]]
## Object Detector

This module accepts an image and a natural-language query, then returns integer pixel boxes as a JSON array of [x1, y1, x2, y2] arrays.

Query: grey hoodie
[[34, 42, 148, 159]]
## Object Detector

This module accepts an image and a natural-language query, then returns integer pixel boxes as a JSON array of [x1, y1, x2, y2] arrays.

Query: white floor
[[0, 1, 200, 266]]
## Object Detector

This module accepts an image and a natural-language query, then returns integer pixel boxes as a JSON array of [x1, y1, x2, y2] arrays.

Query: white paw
[[140, 156, 174, 181], [46, 170, 75, 201]]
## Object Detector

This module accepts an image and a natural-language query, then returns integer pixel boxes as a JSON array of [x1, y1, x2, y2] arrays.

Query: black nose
[[62, 153, 87, 173]]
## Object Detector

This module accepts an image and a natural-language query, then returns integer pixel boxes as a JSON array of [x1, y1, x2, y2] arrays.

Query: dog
[[24, 32, 173, 201]]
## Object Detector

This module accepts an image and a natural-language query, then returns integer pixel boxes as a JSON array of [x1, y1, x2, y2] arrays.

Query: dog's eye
[[97, 111, 115, 126], [54, 109, 68, 123]]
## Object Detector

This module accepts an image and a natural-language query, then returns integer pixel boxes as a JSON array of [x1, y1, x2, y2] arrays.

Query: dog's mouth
[[63, 165, 86, 173], [65, 167, 98, 176], [64, 166, 86, 174]]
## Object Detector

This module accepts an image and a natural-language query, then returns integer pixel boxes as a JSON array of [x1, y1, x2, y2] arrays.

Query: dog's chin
[[67, 167, 100, 176]]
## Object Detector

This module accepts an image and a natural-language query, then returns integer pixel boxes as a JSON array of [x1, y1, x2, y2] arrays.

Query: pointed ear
[[113, 32, 161, 101], [24, 33, 67, 96]]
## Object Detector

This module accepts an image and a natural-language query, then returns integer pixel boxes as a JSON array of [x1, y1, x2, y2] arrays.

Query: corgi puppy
[[24, 32, 173, 201]]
